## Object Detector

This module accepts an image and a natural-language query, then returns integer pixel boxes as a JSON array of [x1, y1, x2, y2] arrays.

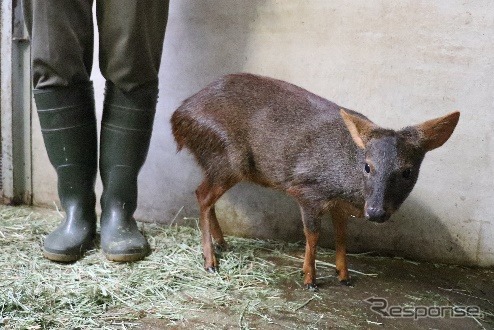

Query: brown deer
[[171, 73, 460, 289]]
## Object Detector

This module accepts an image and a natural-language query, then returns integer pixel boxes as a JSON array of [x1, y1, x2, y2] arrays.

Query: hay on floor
[[0, 205, 323, 329]]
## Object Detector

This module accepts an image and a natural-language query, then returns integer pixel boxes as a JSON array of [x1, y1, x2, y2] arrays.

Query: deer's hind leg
[[208, 206, 228, 251], [195, 178, 235, 272]]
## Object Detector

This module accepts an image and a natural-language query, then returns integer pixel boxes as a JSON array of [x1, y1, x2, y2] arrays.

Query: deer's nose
[[365, 207, 388, 223]]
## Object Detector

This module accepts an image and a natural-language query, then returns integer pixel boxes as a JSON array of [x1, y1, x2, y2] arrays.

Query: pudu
[[171, 73, 460, 288]]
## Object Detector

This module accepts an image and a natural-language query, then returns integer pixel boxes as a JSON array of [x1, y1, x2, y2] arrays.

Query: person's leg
[[23, 0, 97, 261], [34, 85, 98, 262], [96, 0, 169, 93], [23, 0, 94, 88], [96, 0, 169, 261]]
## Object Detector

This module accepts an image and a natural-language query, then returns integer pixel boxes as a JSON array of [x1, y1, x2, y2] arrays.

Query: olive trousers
[[22, 0, 169, 91]]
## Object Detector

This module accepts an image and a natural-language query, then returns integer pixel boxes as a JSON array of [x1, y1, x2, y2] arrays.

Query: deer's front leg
[[330, 205, 351, 286]]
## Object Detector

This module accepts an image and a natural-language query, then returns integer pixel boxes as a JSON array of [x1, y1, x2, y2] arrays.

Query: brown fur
[[171, 73, 460, 288]]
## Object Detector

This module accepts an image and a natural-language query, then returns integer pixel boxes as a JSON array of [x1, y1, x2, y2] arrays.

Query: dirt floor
[[1, 205, 493, 329], [140, 254, 494, 330]]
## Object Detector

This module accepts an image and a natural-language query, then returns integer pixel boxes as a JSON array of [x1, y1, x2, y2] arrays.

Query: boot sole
[[104, 251, 150, 262], [43, 249, 84, 263], [43, 239, 94, 263]]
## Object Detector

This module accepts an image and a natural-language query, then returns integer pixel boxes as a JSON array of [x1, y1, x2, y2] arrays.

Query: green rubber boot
[[34, 83, 98, 262], [99, 82, 157, 262]]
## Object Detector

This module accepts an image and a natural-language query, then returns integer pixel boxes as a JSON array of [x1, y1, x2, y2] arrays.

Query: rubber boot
[[34, 83, 98, 262], [99, 82, 158, 262]]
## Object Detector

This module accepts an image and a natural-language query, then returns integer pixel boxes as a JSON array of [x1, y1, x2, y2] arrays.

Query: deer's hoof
[[339, 279, 353, 287], [205, 266, 217, 273], [305, 283, 318, 291]]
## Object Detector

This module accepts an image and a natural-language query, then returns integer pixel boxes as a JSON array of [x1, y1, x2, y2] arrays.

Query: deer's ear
[[340, 109, 378, 149], [414, 111, 460, 151]]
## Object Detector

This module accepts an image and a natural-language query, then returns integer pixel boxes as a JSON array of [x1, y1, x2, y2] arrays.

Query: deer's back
[[171, 73, 362, 197]]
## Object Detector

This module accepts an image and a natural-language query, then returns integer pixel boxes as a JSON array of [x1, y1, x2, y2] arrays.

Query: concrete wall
[[31, 1, 494, 266]]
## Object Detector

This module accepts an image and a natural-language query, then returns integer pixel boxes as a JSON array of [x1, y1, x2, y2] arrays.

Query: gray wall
[[31, 1, 494, 266]]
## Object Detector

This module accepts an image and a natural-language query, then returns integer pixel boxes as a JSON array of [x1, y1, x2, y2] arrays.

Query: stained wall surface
[[31, 1, 494, 265]]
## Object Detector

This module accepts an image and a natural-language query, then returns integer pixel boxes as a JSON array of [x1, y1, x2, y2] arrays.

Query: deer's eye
[[402, 168, 412, 179], [364, 163, 371, 174]]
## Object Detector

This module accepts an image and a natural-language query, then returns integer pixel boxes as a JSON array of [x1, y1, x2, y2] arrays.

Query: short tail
[[170, 109, 187, 152], [170, 99, 228, 160]]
